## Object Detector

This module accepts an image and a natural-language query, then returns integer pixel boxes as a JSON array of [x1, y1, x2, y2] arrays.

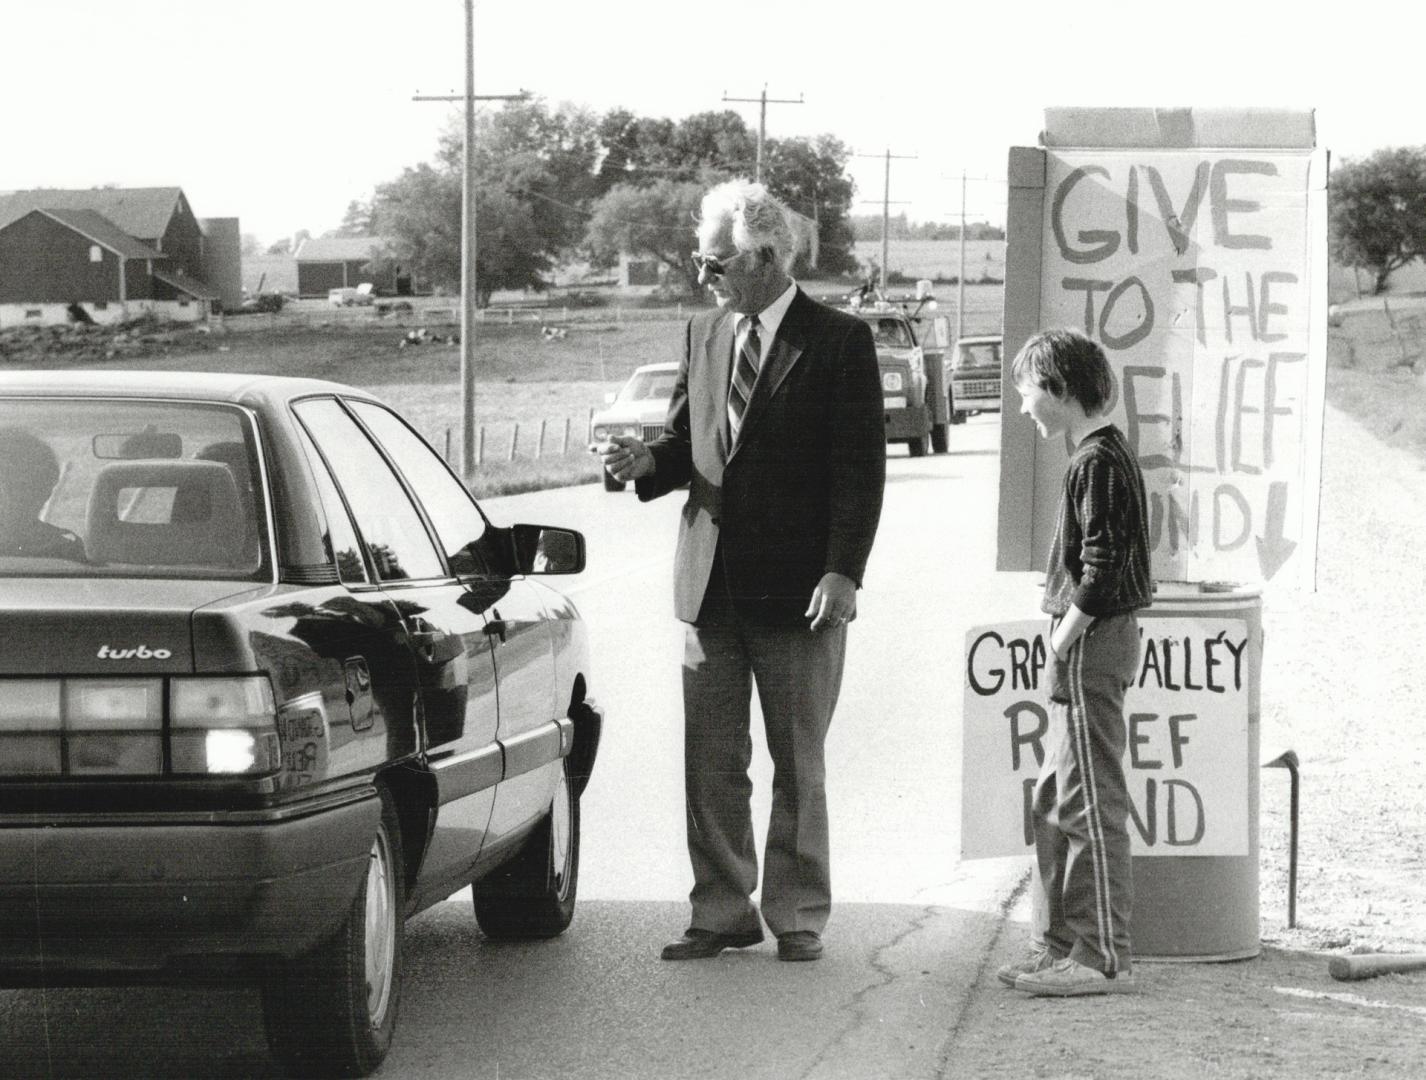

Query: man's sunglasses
[[690, 249, 750, 277]]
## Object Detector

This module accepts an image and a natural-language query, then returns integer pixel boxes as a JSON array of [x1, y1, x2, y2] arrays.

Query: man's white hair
[[699, 179, 796, 273]]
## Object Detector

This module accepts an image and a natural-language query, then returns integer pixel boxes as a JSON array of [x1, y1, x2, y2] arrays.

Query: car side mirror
[[511, 524, 585, 575]]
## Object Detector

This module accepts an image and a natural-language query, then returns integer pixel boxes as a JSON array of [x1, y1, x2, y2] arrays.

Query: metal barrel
[[1131, 582, 1263, 962]]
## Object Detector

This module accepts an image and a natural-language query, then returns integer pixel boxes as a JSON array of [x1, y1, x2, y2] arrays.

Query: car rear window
[[956, 341, 1003, 369], [0, 399, 268, 580], [621, 370, 678, 402]]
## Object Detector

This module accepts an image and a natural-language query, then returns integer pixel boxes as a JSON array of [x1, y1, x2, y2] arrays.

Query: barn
[[295, 236, 413, 298], [0, 187, 239, 327]]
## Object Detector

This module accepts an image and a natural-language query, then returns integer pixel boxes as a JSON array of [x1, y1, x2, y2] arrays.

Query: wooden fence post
[[444, 427, 452, 462], [561, 416, 571, 454], [508, 423, 519, 462], [536, 419, 547, 459], [477, 425, 486, 465]]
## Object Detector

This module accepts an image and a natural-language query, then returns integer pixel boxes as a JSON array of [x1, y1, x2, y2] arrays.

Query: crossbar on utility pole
[[722, 84, 803, 183], [856, 149, 915, 294], [413, 0, 527, 481], [939, 170, 1002, 340]]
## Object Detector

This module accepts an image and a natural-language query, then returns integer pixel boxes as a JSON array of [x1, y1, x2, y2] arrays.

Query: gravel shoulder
[[940, 402, 1426, 1077]]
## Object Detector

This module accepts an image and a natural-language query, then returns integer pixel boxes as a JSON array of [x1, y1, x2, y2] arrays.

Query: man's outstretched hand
[[591, 435, 654, 484]]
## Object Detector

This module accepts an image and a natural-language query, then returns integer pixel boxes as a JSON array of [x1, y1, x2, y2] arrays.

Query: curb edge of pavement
[[932, 866, 1033, 1079]]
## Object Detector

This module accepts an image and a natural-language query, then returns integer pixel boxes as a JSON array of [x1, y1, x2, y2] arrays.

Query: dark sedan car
[[0, 371, 602, 1078]]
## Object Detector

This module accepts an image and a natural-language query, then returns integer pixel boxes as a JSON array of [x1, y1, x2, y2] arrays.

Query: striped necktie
[[728, 314, 760, 442]]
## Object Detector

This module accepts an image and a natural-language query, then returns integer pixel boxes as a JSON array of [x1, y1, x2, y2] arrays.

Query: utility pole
[[722, 84, 803, 183], [958, 170, 967, 344], [413, 0, 526, 481], [939, 170, 1000, 341], [856, 148, 915, 294]]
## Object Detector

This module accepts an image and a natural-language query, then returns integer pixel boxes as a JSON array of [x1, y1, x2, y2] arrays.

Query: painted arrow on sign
[[1255, 480, 1297, 580]]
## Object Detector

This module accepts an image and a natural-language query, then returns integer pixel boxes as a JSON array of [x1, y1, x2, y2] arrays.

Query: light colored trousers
[[1031, 611, 1139, 974], [681, 584, 847, 937]]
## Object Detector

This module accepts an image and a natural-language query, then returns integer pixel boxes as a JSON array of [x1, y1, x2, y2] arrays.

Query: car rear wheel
[[261, 787, 404, 1079], [602, 470, 626, 492], [907, 435, 927, 458], [473, 759, 580, 939]]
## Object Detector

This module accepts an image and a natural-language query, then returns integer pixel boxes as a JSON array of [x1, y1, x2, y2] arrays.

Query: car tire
[[950, 408, 967, 426], [473, 758, 580, 939], [261, 787, 404, 1079], [907, 435, 927, 458], [930, 423, 949, 454], [602, 471, 626, 492]]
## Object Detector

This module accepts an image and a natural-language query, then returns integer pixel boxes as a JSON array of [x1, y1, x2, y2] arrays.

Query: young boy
[[999, 328, 1152, 997]]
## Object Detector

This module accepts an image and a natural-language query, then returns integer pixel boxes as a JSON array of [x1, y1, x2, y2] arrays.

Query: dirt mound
[[0, 316, 216, 366]]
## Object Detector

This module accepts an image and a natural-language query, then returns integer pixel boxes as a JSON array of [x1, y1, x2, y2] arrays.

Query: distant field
[[242, 255, 298, 295], [851, 240, 1006, 281]]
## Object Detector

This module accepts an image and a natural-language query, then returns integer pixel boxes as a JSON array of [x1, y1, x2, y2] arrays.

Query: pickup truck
[[848, 300, 953, 457]]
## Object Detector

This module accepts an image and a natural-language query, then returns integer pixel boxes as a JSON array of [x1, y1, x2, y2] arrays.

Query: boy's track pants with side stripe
[[1030, 612, 1139, 975]]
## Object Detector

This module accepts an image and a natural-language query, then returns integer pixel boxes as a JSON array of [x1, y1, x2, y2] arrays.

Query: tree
[[437, 98, 605, 256], [762, 134, 857, 275], [585, 179, 707, 293], [371, 162, 547, 304], [1331, 146, 1426, 294], [370, 98, 599, 304], [590, 111, 859, 277], [241, 232, 262, 257], [595, 110, 752, 188], [331, 198, 375, 238]]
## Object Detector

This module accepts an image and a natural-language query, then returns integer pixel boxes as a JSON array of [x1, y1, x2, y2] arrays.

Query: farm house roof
[[0, 187, 187, 241], [21, 208, 167, 260], [152, 268, 220, 300], [294, 236, 390, 262]]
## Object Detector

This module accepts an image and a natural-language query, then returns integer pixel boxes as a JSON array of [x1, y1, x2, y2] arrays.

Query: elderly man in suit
[[595, 179, 885, 962]]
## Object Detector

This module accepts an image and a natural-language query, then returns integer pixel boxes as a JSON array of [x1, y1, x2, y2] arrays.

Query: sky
[[3, 0, 1422, 246]]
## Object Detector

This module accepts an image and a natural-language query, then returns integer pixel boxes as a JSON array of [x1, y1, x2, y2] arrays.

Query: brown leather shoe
[[776, 931, 823, 962], [660, 928, 764, 960]]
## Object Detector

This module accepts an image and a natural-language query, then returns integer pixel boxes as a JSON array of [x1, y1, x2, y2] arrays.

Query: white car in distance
[[590, 361, 678, 491]]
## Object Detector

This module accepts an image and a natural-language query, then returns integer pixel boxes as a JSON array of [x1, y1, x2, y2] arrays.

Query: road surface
[[0, 416, 1031, 1080]]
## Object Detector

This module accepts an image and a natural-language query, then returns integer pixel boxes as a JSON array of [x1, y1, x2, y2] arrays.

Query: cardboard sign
[[960, 618, 1250, 860], [998, 108, 1327, 589]]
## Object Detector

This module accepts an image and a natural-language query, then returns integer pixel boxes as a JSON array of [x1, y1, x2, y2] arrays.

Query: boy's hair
[[1011, 328, 1114, 414]]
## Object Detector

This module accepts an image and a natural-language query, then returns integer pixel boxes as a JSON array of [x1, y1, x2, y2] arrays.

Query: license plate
[[883, 396, 907, 410]]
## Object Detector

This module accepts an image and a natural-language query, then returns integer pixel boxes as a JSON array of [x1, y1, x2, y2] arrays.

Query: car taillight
[[66, 678, 164, 775], [0, 675, 279, 777], [170, 676, 281, 775], [0, 679, 65, 775]]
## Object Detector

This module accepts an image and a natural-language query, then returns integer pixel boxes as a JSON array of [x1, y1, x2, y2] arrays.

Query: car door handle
[[483, 619, 507, 643], [408, 623, 446, 659]]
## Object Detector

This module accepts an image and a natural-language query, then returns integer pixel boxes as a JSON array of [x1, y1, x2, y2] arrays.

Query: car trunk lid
[[0, 578, 259, 674]]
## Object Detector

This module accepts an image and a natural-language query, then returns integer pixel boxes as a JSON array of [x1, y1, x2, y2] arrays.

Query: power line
[[855, 149, 916, 293], [722, 84, 804, 183], [409, 0, 528, 480]]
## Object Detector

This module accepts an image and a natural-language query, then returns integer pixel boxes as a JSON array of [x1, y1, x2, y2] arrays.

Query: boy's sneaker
[[1014, 957, 1137, 996], [995, 947, 1055, 987]]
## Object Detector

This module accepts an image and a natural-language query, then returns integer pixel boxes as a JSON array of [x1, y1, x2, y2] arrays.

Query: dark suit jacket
[[636, 287, 885, 624]]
